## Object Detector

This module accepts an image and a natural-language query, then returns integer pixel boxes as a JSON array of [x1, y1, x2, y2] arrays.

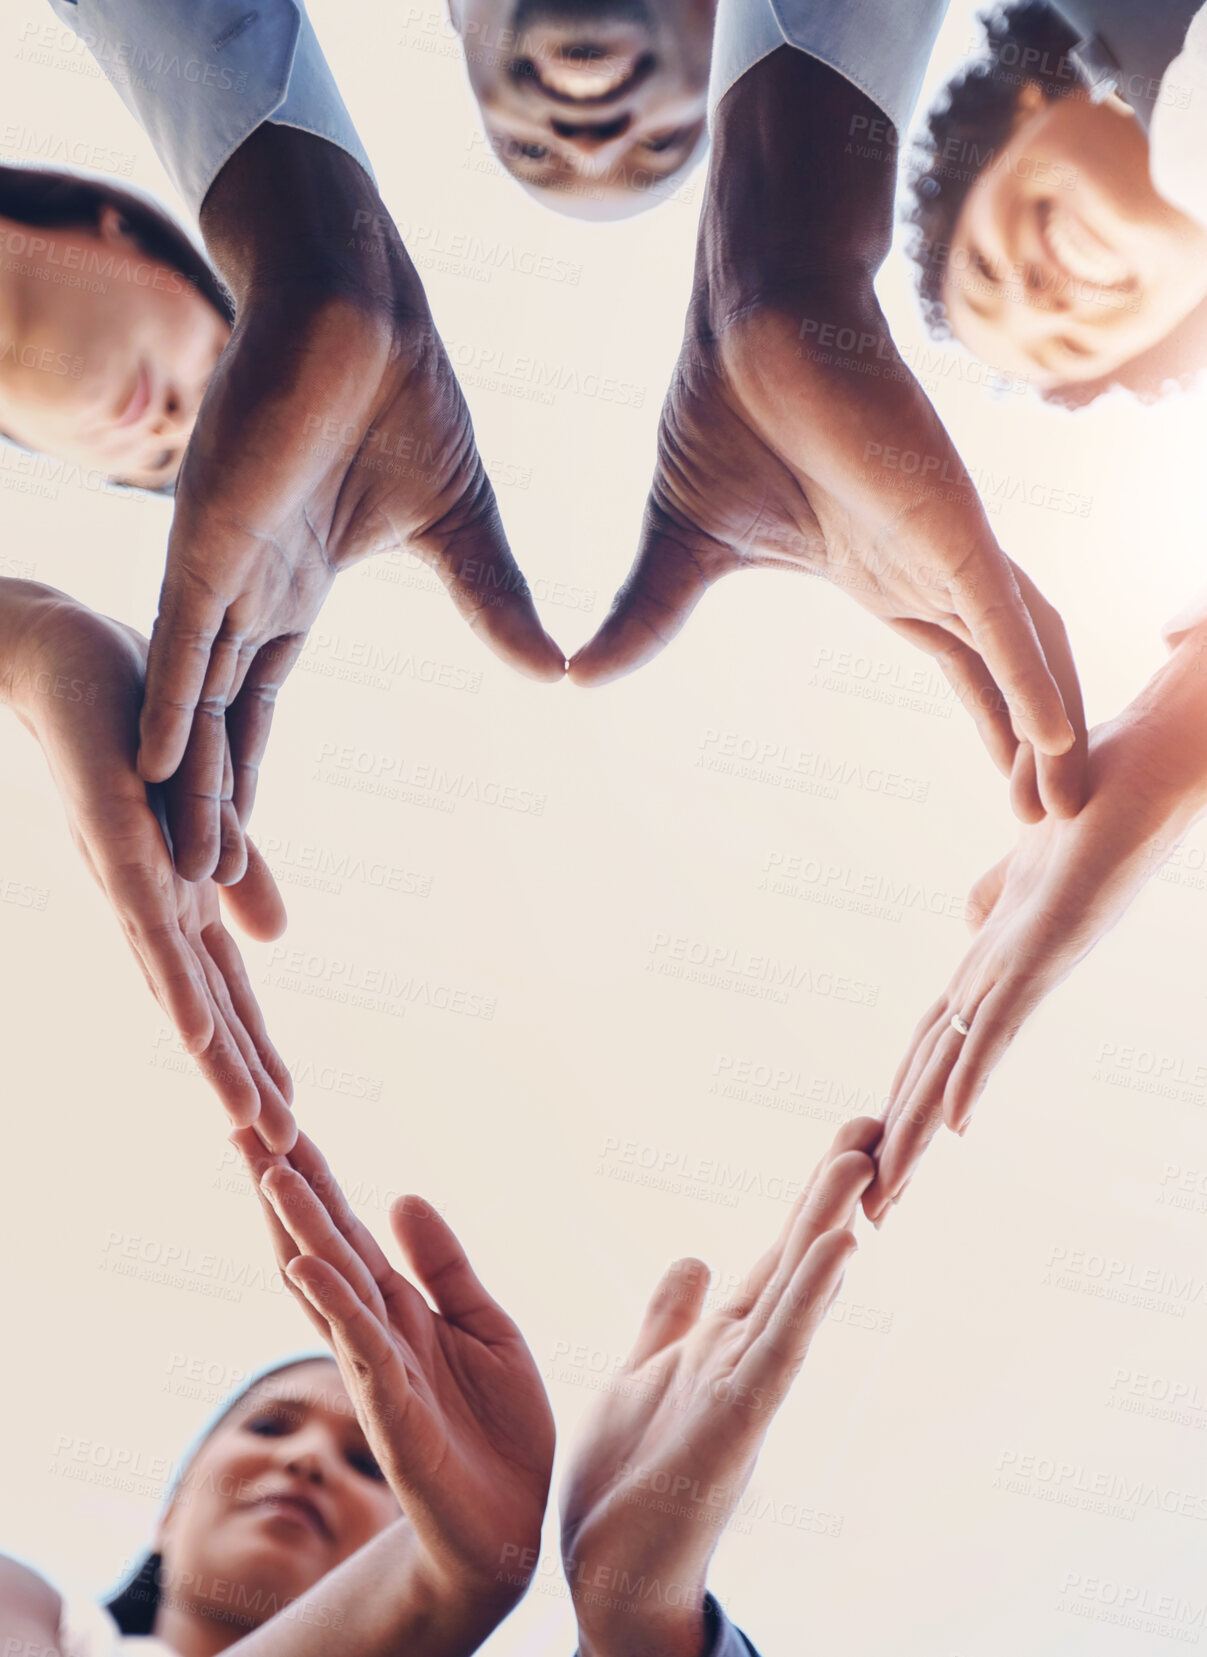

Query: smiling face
[[152, 1361, 398, 1641], [449, 0, 715, 215], [942, 85, 1207, 388], [0, 204, 229, 488]]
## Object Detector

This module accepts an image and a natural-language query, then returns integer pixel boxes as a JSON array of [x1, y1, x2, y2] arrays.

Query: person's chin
[[510, 0, 653, 29]]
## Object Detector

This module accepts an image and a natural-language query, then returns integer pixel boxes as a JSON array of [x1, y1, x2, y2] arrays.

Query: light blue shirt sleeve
[[43, 0, 374, 217], [710, 0, 950, 136]]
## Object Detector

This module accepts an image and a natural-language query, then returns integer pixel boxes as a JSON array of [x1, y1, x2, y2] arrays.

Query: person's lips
[[113, 359, 153, 429], [1037, 198, 1133, 291], [535, 47, 640, 100], [247, 1491, 333, 1542]]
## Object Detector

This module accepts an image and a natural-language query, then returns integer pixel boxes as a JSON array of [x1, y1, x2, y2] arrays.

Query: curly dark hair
[[905, 1, 1207, 407]]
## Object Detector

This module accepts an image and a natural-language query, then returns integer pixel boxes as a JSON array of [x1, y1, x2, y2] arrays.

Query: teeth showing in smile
[[1040, 199, 1132, 289], [535, 50, 635, 99]]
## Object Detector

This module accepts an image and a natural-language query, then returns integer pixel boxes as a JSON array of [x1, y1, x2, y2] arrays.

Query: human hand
[[234, 1128, 556, 1630], [4, 582, 295, 1150], [866, 687, 1207, 1219], [560, 1117, 880, 1657], [141, 128, 565, 881], [569, 49, 1084, 820]]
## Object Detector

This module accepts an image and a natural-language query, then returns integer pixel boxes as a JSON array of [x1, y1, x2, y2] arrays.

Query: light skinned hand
[[233, 1127, 556, 1618], [865, 707, 1207, 1220], [560, 1116, 880, 1657], [6, 584, 295, 1149], [141, 127, 565, 882]]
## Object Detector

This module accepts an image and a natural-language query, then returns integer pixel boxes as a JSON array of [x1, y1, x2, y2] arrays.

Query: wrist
[[199, 125, 419, 315], [575, 1597, 711, 1657], [701, 47, 896, 325], [364, 1522, 514, 1657], [567, 1546, 711, 1657]]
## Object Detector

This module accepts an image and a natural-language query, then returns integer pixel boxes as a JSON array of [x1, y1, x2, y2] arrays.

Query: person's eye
[[507, 139, 550, 161], [244, 1409, 296, 1437], [347, 1446, 386, 1482], [970, 247, 999, 283], [153, 450, 174, 472], [642, 128, 688, 153]]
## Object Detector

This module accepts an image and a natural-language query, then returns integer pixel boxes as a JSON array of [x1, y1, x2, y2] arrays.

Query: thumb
[[428, 498, 566, 684], [965, 853, 1011, 935], [569, 502, 734, 687], [626, 1257, 711, 1369]]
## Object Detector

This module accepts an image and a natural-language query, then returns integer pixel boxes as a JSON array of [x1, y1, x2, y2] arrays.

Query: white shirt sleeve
[[709, 0, 950, 135], [1149, 2, 1207, 227], [43, 0, 374, 217]]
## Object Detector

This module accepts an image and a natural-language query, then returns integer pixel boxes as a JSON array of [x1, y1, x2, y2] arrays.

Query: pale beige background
[[2, 2, 1207, 1652]]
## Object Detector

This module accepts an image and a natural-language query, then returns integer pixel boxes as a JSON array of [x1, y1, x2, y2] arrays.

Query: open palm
[[236, 1129, 555, 1604]]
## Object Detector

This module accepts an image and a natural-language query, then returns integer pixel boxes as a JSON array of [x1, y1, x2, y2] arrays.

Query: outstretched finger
[[201, 919, 295, 1150], [569, 505, 733, 687], [227, 636, 308, 827], [738, 1230, 858, 1407], [102, 836, 214, 1056], [729, 1118, 881, 1317], [261, 1164, 387, 1319], [231, 1127, 330, 1341], [427, 498, 565, 684], [1009, 742, 1043, 825], [890, 620, 1017, 778], [745, 1151, 873, 1338], [139, 574, 228, 785], [220, 838, 288, 943], [955, 557, 1076, 760], [943, 977, 1037, 1132], [285, 1133, 396, 1288], [1010, 563, 1086, 820], [287, 1256, 402, 1387], [627, 1257, 711, 1369]]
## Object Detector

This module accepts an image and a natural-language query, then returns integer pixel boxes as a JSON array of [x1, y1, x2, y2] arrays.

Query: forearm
[[576, 1607, 711, 1657], [199, 125, 416, 313], [567, 1541, 711, 1657], [699, 47, 898, 322], [1109, 626, 1207, 832], [227, 1519, 507, 1657]]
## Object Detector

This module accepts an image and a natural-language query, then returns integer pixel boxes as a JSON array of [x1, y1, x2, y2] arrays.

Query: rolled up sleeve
[[710, 0, 950, 136], [44, 0, 373, 215]]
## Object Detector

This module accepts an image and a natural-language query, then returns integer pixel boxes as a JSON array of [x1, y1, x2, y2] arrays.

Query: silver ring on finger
[[950, 1013, 972, 1037]]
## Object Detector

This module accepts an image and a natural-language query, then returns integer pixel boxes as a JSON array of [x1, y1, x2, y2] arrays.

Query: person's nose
[[276, 1438, 328, 1491], [550, 113, 639, 175], [151, 381, 195, 439]]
